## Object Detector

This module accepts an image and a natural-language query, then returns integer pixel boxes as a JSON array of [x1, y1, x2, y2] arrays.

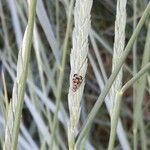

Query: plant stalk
[[11, 1, 37, 149], [76, 2, 150, 146]]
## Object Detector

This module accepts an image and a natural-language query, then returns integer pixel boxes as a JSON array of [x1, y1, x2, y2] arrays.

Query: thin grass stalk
[[90, 29, 113, 54], [0, 0, 12, 59], [33, 24, 46, 94], [0, 68, 7, 123], [137, 22, 150, 150], [3, 1, 37, 149], [33, 22, 60, 145], [33, 25, 55, 146], [76, 2, 150, 146], [68, 0, 93, 149], [33, 29, 57, 94], [2, 58, 54, 147], [133, 22, 150, 150], [133, 0, 138, 149], [148, 76, 150, 90], [133, 0, 138, 74], [91, 28, 134, 77], [90, 34, 130, 149], [56, 0, 60, 48], [88, 52, 130, 149], [108, 91, 122, 150], [121, 63, 150, 93], [36, 0, 60, 66], [89, 34, 107, 81], [108, 62, 150, 150], [139, 111, 147, 150], [50, 0, 75, 148], [7, 0, 23, 49], [2, 69, 9, 116], [27, 68, 52, 148], [109, 0, 128, 149]]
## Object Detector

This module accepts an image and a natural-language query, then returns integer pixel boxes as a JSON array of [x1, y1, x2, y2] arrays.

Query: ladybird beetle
[[72, 74, 83, 92]]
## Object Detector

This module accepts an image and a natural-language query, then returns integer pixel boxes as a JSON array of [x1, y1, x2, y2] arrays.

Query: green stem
[[133, 0, 138, 148], [139, 110, 147, 150], [121, 63, 150, 93], [133, 22, 150, 150], [2, 69, 9, 116], [108, 63, 150, 150], [11, 1, 37, 150], [50, 0, 74, 149], [76, 2, 150, 146], [108, 91, 123, 150], [56, 0, 60, 48]]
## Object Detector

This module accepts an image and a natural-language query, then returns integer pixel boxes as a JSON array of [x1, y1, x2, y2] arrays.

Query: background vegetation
[[0, 0, 150, 150]]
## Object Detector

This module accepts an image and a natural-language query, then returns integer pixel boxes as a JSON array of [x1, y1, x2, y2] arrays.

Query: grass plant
[[0, 0, 149, 150]]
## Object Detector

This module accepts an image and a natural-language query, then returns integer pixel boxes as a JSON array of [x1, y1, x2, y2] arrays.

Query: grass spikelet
[[108, 0, 129, 149], [68, 0, 93, 149], [110, 0, 127, 105], [3, 1, 37, 149]]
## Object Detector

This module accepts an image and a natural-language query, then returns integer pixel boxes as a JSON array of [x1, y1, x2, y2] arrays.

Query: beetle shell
[[72, 74, 83, 92]]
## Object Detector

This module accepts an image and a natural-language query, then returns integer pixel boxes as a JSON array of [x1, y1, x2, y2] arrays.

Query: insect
[[72, 74, 83, 92], [71, 57, 87, 92]]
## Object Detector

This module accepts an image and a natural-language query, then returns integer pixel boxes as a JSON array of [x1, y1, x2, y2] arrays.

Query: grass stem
[[76, 2, 150, 146], [50, 0, 74, 148], [9, 1, 37, 149]]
